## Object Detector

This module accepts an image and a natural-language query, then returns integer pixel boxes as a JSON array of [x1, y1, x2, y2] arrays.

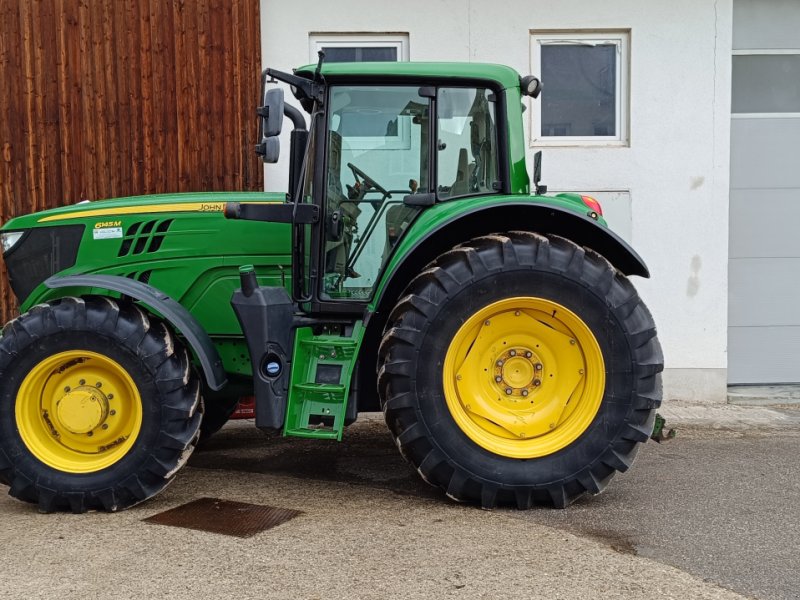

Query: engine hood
[[2, 191, 284, 231]]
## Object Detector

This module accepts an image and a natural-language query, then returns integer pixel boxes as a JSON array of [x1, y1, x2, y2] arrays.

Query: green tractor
[[0, 57, 662, 513]]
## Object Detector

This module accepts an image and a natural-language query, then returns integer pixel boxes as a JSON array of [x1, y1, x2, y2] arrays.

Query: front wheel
[[378, 233, 663, 508], [0, 297, 202, 512]]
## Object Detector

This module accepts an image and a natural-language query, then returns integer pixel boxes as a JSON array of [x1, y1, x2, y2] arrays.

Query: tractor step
[[283, 321, 364, 440]]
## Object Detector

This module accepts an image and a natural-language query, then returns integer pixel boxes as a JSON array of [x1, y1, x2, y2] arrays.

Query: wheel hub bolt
[[485, 320, 491, 326], [514, 311, 520, 316], [534, 363, 542, 371], [101, 424, 108, 430], [494, 375, 502, 383], [107, 394, 114, 400], [109, 410, 116, 416], [87, 431, 93, 437], [496, 360, 503, 366], [96, 382, 102, 388], [533, 379, 541, 387], [522, 390, 529, 397], [509, 349, 516, 357], [505, 388, 513, 395], [569, 339, 576, 345], [64, 386, 70, 393], [79, 379, 85, 385], [525, 351, 532, 358]]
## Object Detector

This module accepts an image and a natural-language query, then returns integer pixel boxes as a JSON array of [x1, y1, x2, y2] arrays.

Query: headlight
[[1, 231, 24, 253]]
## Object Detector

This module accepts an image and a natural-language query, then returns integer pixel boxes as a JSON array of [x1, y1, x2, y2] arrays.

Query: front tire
[[378, 233, 663, 508], [0, 297, 202, 512]]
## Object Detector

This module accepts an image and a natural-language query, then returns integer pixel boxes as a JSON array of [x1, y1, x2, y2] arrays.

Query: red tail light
[[580, 195, 603, 216]]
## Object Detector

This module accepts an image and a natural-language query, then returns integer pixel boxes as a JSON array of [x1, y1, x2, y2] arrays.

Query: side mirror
[[256, 137, 280, 163], [261, 88, 284, 137], [255, 88, 283, 162]]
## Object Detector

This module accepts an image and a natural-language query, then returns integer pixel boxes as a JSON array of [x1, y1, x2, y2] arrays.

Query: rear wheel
[[0, 297, 202, 512], [378, 233, 663, 508]]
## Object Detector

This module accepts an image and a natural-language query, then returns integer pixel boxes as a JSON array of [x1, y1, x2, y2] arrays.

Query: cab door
[[308, 84, 431, 312]]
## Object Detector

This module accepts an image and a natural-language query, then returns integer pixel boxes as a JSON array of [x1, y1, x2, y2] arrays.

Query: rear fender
[[372, 201, 648, 315]]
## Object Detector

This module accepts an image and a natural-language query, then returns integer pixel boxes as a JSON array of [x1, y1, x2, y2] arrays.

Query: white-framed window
[[530, 31, 629, 146], [309, 33, 409, 64], [731, 49, 800, 119], [310, 34, 410, 149]]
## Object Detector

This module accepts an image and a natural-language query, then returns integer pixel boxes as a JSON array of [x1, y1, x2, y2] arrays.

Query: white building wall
[[261, 0, 733, 403]]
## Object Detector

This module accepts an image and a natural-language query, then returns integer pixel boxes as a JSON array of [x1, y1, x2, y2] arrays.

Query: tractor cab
[[237, 57, 527, 312]]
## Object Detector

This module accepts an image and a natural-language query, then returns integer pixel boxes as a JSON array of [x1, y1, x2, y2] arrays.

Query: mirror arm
[[284, 104, 307, 130], [265, 68, 325, 105]]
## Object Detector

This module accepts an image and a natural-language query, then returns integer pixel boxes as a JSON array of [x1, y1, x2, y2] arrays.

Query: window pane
[[733, 0, 800, 50], [732, 55, 800, 113], [541, 44, 617, 137], [359, 47, 397, 61], [322, 47, 357, 62], [323, 86, 427, 299], [335, 87, 408, 138], [322, 46, 397, 63], [437, 88, 498, 198]]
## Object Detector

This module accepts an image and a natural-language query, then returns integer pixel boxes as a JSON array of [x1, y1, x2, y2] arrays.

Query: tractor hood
[[1, 191, 284, 231], [1, 191, 291, 316]]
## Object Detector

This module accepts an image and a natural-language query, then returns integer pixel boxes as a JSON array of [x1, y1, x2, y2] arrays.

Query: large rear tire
[[378, 233, 663, 508], [0, 297, 202, 512]]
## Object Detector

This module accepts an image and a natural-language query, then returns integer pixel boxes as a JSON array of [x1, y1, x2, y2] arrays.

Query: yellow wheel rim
[[443, 297, 605, 459], [15, 350, 143, 473]]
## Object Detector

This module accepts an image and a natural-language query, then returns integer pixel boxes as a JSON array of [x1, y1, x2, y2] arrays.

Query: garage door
[[728, 0, 800, 383]]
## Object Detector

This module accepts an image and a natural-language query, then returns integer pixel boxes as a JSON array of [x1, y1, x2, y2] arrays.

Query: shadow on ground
[[190, 416, 440, 500]]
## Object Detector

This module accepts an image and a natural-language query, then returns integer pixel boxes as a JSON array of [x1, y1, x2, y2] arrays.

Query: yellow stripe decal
[[37, 202, 229, 223]]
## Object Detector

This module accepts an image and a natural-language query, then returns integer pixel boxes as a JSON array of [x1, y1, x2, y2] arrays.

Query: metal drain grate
[[144, 497, 302, 538]]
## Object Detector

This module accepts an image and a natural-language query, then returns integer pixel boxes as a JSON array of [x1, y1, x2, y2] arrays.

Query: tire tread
[[0, 297, 201, 512], [378, 233, 663, 509]]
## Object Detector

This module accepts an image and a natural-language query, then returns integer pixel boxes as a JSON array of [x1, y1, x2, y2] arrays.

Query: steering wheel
[[347, 162, 390, 199]]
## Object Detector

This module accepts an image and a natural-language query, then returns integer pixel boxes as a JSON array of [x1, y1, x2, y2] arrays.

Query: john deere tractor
[[0, 57, 662, 513]]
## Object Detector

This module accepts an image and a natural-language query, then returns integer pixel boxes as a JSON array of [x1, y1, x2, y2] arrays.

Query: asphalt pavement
[[0, 405, 797, 599], [511, 426, 800, 600]]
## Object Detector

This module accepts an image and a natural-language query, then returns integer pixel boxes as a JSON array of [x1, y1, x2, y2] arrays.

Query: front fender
[[44, 274, 227, 391]]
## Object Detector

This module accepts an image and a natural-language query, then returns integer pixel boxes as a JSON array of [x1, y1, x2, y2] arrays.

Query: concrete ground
[[0, 405, 797, 600]]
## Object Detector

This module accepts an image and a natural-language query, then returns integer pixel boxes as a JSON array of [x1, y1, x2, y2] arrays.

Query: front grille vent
[[4, 225, 84, 302], [118, 219, 173, 257]]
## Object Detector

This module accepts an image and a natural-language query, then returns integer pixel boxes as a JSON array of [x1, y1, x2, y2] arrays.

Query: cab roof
[[294, 61, 523, 90]]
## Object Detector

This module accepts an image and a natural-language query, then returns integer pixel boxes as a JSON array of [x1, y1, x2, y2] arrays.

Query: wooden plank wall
[[0, 0, 263, 322]]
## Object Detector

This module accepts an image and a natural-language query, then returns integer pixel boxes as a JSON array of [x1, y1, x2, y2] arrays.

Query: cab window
[[322, 85, 429, 300], [437, 87, 499, 199]]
